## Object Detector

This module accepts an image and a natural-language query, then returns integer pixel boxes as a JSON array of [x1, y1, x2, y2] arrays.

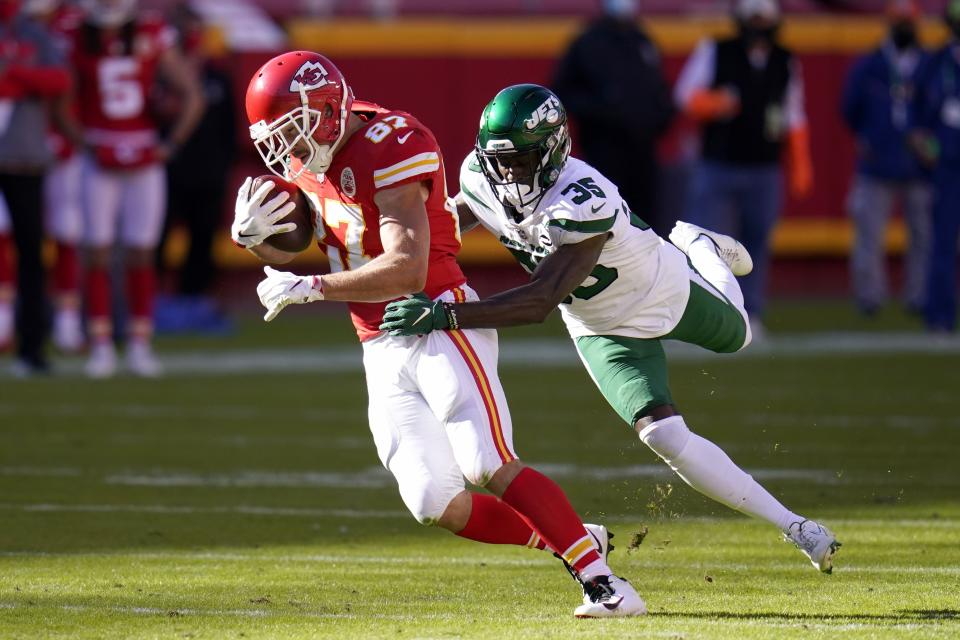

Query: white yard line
[[1, 502, 957, 530], [3, 332, 959, 378], [0, 462, 849, 487], [1, 548, 959, 577], [103, 467, 395, 489], [100, 464, 843, 489], [0, 503, 409, 518]]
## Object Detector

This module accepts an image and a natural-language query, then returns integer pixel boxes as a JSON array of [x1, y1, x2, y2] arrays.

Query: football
[[251, 175, 315, 253]]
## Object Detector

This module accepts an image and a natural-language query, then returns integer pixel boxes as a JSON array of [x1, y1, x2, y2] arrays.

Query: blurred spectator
[[0, 0, 70, 375], [674, 0, 811, 338], [552, 0, 673, 234], [26, 0, 86, 353], [842, 0, 931, 318], [910, 0, 960, 333], [155, 2, 234, 334], [0, 193, 12, 351], [54, 0, 203, 377]]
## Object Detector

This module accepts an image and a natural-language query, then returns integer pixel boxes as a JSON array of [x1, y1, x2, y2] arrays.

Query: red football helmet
[[246, 51, 354, 180]]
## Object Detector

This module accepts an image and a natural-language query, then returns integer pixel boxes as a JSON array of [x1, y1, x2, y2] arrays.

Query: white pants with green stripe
[[362, 285, 517, 525]]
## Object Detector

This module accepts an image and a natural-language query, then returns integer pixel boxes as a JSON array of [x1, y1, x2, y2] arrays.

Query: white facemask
[[495, 181, 543, 218]]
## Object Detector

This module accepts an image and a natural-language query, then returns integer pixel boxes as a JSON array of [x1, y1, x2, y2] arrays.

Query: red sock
[[126, 265, 155, 336], [456, 493, 549, 550], [53, 242, 80, 294], [87, 266, 111, 338], [0, 233, 13, 286], [500, 467, 602, 575]]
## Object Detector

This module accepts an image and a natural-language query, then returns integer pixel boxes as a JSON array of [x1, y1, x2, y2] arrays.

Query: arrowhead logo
[[290, 61, 330, 92]]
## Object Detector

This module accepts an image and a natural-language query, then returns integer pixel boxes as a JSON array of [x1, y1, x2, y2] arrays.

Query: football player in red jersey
[[0, 194, 11, 352], [22, 0, 85, 353], [231, 51, 645, 618], [54, 0, 203, 377]]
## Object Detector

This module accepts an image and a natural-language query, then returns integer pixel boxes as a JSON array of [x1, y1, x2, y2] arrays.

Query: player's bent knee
[[462, 459, 504, 489], [398, 481, 464, 527], [638, 415, 691, 460]]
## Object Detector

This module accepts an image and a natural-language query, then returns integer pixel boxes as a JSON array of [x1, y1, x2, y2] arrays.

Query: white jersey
[[459, 153, 690, 339]]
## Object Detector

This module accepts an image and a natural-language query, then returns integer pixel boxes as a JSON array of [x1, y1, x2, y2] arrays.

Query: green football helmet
[[476, 84, 571, 217]]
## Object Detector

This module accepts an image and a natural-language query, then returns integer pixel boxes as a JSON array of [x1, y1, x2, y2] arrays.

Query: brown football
[[251, 175, 314, 253]]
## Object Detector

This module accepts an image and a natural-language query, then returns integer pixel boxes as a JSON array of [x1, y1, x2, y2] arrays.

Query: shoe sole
[[672, 222, 753, 276], [818, 540, 842, 574], [694, 232, 753, 277], [574, 604, 648, 618]]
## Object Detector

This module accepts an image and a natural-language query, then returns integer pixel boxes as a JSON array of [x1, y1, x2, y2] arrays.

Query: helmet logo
[[290, 61, 330, 92], [486, 140, 515, 151], [340, 167, 357, 198], [524, 96, 561, 130]]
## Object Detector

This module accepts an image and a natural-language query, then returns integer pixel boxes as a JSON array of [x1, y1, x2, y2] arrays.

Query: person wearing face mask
[[910, 0, 960, 333], [841, 0, 931, 318], [552, 0, 674, 235], [674, 0, 811, 340], [0, 0, 71, 375]]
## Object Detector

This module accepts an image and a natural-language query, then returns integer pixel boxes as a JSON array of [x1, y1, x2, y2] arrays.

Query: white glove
[[256, 266, 325, 321], [231, 176, 299, 249]]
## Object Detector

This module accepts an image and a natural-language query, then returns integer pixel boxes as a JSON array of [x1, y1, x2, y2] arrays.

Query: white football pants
[[363, 285, 517, 525], [81, 154, 166, 248]]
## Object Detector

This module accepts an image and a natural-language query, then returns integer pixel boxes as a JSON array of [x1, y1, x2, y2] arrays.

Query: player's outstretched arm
[[380, 233, 607, 335]]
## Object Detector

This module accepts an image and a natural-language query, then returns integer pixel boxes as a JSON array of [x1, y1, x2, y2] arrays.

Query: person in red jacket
[[0, 0, 71, 375]]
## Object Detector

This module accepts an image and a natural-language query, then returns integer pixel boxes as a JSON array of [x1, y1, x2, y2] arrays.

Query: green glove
[[379, 292, 455, 336]]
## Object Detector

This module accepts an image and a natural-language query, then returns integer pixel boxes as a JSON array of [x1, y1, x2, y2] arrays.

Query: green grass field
[[1, 304, 958, 639]]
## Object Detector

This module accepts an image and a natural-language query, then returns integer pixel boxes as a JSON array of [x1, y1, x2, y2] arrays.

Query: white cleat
[[584, 523, 613, 561], [126, 341, 163, 378], [574, 575, 647, 618], [669, 221, 754, 276], [85, 342, 117, 379], [784, 519, 841, 574], [53, 308, 85, 353]]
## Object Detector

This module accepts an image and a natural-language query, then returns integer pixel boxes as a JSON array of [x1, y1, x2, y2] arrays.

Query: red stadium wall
[[202, 16, 950, 268]]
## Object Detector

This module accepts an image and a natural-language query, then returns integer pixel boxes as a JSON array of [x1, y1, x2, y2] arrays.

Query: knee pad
[[638, 415, 691, 461], [395, 476, 464, 527], [461, 456, 503, 489], [399, 482, 462, 526]]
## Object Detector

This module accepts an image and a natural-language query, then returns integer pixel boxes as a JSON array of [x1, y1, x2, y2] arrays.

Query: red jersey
[[293, 104, 466, 341], [66, 14, 175, 168], [47, 4, 84, 161]]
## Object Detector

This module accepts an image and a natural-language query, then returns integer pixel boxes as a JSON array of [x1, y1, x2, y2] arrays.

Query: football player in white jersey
[[381, 84, 841, 574]]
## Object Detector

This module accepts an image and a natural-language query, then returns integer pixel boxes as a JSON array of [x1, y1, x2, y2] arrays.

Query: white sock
[[578, 557, 612, 583], [639, 416, 801, 531], [689, 237, 748, 322]]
